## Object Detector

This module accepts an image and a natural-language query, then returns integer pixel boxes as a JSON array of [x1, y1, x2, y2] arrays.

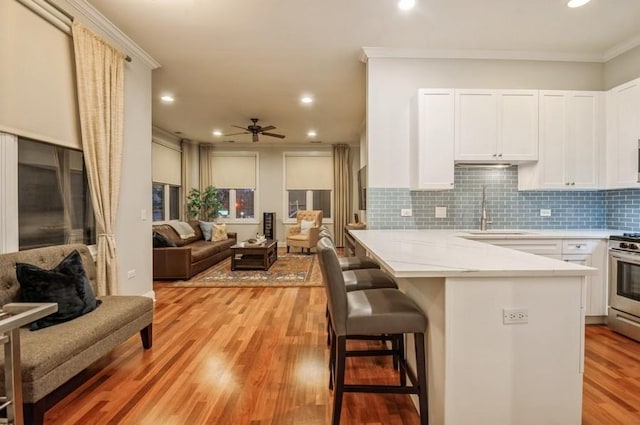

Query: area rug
[[158, 252, 323, 288]]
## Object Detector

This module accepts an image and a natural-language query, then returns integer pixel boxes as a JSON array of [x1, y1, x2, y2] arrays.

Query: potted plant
[[186, 186, 223, 220]]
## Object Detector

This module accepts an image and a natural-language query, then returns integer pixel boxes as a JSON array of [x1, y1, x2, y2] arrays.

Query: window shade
[[0, 1, 81, 149], [285, 155, 332, 190], [152, 142, 181, 185], [210, 154, 256, 189]]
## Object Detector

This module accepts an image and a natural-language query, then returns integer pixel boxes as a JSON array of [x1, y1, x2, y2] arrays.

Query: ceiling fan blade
[[262, 132, 286, 139], [223, 131, 249, 136], [252, 133, 259, 143], [231, 125, 249, 130], [259, 125, 276, 132]]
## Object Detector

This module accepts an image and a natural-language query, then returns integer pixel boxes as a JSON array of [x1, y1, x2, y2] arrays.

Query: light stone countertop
[[454, 229, 621, 240], [348, 229, 603, 279]]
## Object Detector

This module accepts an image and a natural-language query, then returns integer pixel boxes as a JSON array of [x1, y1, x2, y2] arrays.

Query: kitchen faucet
[[480, 185, 492, 231]]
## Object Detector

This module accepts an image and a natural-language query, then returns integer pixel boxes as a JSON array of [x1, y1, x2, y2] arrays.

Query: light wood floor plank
[[43, 286, 640, 424]]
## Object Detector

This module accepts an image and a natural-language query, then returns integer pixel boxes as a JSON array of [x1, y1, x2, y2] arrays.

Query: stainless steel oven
[[608, 234, 640, 342]]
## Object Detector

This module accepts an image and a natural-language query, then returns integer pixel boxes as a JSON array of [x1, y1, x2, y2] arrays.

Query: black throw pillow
[[153, 231, 176, 248], [16, 250, 102, 331]]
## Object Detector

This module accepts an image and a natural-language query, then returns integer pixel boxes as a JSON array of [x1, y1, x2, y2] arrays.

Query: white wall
[[366, 57, 604, 188], [115, 58, 153, 296], [604, 45, 640, 89]]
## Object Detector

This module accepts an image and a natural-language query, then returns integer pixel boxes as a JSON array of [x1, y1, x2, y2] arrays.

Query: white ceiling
[[87, 0, 640, 146]]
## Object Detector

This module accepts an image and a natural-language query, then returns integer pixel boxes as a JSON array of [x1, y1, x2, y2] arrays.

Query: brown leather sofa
[[153, 221, 237, 280]]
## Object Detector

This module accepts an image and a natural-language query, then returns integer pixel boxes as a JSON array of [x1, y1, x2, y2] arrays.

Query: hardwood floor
[[44, 286, 640, 425]]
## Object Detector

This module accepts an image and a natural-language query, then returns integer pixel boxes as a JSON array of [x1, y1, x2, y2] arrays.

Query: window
[[208, 153, 258, 221], [152, 141, 182, 222], [284, 153, 333, 220], [236, 189, 255, 219], [18, 138, 95, 249], [152, 183, 180, 222], [152, 184, 164, 221]]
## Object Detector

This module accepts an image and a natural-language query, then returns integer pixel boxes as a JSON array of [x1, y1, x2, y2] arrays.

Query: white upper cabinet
[[604, 77, 640, 189], [454, 90, 538, 162], [410, 89, 455, 190], [518, 91, 602, 190]]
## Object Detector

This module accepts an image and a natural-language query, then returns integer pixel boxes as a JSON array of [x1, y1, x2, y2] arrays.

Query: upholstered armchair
[[286, 210, 323, 254]]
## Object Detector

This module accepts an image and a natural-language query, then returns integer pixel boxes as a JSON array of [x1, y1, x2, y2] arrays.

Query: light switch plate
[[401, 208, 413, 217], [435, 206, 447, 218], [540, 209, 551, 217]]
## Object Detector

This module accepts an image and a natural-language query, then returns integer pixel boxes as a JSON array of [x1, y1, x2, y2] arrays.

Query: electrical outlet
[[540, 209, 551, 217], [503, 308, 528, 324], [401, 208, 412, 217], [435, 206, 447, 218], [127, 269, 136, 279]]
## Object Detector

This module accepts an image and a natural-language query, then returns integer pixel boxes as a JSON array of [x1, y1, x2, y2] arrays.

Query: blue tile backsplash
[[368, 166, 640, 231], [605, 189, 640, 231]]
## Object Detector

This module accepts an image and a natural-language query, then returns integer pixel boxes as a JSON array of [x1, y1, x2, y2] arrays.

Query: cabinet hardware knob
[[565, 182, 570, 185], [498, 153, 503, 158], [571, 182, 575, 185], [492, 153, 497, 157]]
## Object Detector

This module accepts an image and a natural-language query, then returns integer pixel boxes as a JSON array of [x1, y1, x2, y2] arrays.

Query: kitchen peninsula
[[349, 229, 596, 425]]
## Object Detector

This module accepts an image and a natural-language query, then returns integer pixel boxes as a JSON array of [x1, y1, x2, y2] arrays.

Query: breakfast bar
[[349, 229, 596, 425]]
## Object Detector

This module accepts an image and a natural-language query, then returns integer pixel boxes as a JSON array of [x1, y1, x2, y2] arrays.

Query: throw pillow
[[153, 231, 176, 247], [199, 221, 215, 241], [167, 220, 196, 239], [212, 223, 228, 242], [300, 219, 315, 235], [16, 250, 102, 331]]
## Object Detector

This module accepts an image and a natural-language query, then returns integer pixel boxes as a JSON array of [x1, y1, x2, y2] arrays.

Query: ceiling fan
[[225, 118, 286, 142]]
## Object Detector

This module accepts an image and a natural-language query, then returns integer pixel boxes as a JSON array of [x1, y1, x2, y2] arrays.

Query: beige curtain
[[199, 144, 214, 189], [180, 140, 193, 191], [72, 22, 125, 296], [181, 139, 193, 218], [333, 144, 352, 247]]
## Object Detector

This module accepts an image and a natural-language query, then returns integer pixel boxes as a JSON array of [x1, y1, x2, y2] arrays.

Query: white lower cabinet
[[480, 237, 607, 321], [562, 240, 608, 319]]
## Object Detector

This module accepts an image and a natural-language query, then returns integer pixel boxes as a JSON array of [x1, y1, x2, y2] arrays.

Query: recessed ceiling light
[[212, 130, 223, 137], [301, 96, 313, 104], [567, 0, 591, 7], [398, 0, 416, 10], [160, 95, 174, 102], [307, 130, 317, 137]]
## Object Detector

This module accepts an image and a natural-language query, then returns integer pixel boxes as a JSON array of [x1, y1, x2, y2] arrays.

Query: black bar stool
[[317, 238, 429, 425], [318, 236, 398, 348]]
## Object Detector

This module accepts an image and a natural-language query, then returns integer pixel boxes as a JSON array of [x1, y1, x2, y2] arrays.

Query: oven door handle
[[610, 250, 640, 265]]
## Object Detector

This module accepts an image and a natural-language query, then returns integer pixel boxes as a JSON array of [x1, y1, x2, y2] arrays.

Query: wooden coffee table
[[230, 239, 278, 271]]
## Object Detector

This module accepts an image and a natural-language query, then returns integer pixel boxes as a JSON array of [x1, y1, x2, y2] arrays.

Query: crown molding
[[63, 0, 160, 69], [361, 47, 605, 63], [603, 32, 640, 62], [152, 126, 182, 145]]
